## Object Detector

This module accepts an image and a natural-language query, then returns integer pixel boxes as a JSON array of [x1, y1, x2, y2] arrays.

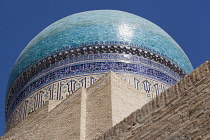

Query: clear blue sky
[[0, 0, 209, 136]]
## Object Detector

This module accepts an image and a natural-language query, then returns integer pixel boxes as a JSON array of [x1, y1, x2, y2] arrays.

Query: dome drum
[[5, 42, 185, 123]]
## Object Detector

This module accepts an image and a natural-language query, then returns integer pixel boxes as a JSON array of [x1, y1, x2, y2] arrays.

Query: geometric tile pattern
[[6, 73, 168, 131], [6, 52, 181, 121]]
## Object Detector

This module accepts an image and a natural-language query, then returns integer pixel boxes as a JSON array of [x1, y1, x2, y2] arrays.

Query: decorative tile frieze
[[6, 44, 185, 111], [6, 44, 185, 119], [6, 73, 169, 131]]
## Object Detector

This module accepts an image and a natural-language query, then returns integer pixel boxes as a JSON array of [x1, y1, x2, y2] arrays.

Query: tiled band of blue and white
[[6, 49, 180, 131], [6, 43, 185, 117], [8, 10, 193, 91], [6, 72, 169, 131]]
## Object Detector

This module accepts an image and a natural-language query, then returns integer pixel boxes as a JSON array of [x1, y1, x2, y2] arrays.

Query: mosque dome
[[5, 10, 193, 131]]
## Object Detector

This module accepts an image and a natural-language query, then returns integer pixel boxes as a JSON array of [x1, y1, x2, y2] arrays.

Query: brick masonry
[[86, 71, 149, 139], [96, 61, 210, 140], [1, 87, 85, 140], [1, 71, 149, 140], [1, 61, 209, 140]]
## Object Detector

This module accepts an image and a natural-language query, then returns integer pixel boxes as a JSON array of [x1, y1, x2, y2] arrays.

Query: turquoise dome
[[8, 10, 193, 90], [6, 10, 194, 131]]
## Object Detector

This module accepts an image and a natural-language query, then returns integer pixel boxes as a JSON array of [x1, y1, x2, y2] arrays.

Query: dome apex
[[10, 10, 193, 87]]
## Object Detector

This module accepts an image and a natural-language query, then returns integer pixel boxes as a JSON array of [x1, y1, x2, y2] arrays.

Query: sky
[[0, 0, 209, 136]]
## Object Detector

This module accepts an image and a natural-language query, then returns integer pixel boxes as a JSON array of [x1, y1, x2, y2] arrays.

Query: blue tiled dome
[[8, 10, 193, 88], [6, 10, 194, 130]]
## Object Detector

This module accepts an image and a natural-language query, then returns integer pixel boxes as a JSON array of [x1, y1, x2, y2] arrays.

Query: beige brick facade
[[1, 71, 149, 140], [1, 61, 210, 140], [97, 61, 210, 140], [86, 72, 149, 139]]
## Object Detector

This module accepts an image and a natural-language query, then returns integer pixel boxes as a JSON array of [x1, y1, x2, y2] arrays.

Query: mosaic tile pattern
[[6, 52, 182, 119], [8, 51, 182, 101], [6, 73, 168, 131], [6, 61, 178, 119], [8, 10, 193, 90], [7, 44, 186, 102]]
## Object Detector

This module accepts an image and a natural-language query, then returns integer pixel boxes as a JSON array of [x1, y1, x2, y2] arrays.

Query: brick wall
[[96, 61, 210, 140], [86, 71, 149, 139], [2, 61, 209, 140], [1, 87, 86, 140], [86, 72, 113, 139], [1, 71, 149, 140], [111, 71, 150, 126]]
